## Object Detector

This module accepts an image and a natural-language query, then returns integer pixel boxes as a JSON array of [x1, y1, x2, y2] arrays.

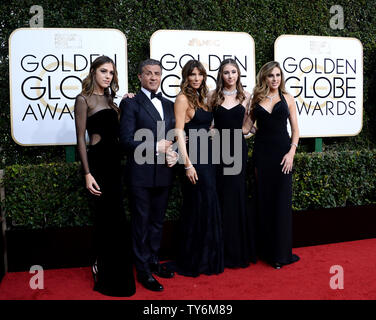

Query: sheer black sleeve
[[74, 94, 90, 175]]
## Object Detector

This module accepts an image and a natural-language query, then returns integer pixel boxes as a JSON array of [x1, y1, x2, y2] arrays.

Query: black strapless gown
[[175, 108, 224, 277], [213, 105, 257, 268], [252, 91, 299, 266], [86, 109, 135, 296]]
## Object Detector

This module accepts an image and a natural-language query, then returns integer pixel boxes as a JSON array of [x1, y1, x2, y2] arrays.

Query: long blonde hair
[[210, 58, 246, 108], [81, 55, 119, 115], [251, 61, 287, 115], [180, 60, 209, 110]]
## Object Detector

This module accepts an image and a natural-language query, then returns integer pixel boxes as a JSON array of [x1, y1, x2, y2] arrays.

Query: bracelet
[[184, 165, 193, 170], [291, 143, 298, 148]]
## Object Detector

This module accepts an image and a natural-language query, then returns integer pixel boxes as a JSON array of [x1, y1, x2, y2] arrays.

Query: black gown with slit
[[213, 104, 257, 268], [252, 91, 299, 266], [175, 107, 224, 277], [85, 108, 135, 296]]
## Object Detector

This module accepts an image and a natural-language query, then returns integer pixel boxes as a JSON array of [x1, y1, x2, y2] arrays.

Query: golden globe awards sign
[[9, 28, 127, 146], [275, 35, 363, 137], [150, 30, 255, 100]]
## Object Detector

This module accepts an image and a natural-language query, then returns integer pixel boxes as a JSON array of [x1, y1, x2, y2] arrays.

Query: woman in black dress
[[74, 56, 135, 296], [208, 59, 257, 268], [173, 60, 224, 277], [245, 61, 300, 269]]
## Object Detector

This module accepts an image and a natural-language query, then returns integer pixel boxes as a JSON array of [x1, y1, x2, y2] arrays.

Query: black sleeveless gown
[[86, 109, 135, 296], [213, 104, 257, 268], [252, 91, 299, 266], [175, 108, 224, 277]]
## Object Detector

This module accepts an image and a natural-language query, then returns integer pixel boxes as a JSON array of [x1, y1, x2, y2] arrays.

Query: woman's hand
[[185, 166, 198, 184], [166, 149, 179, 167], [243, 124, 257, 138], [250, 125, 257, 134], [85, 173, 102, 196], [280, 151, 295, 174]]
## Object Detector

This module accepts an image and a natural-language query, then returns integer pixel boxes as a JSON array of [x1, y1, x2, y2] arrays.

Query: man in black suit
[[119, 59, 177, 292]]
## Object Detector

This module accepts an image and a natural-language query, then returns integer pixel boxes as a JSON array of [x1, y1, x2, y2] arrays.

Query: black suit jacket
[[119, 90, 175, 187]]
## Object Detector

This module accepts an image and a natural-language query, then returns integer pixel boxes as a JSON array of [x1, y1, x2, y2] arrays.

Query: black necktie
[[151, 92, 162, 100]]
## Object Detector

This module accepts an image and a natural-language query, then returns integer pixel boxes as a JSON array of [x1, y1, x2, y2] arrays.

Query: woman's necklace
[[223, 89, 237, 96], [266, 93, 277, 102]]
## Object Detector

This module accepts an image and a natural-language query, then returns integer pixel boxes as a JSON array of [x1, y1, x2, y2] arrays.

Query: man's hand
[[157, 139, 173, 154], [122, 92, 135, 100]]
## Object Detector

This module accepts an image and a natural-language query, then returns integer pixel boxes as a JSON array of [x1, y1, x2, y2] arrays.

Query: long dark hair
[[180, 60, 209, 110], [81, 55, 119, 114], [210, 58, 246, 108]]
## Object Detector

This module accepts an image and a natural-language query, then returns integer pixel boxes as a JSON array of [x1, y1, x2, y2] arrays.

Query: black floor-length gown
[[213, 104, 257, 268], [86, 108, 135, 296], [252, 91, 299, 266], [175, 107, 224, 277]]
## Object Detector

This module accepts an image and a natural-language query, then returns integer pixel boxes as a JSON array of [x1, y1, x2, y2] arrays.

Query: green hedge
[[2, 149, 376, 230], [293, 149, 376, 208], [1, 161, 183, 230], [2, 163, 91, 229], [1, 0, 376, 166]]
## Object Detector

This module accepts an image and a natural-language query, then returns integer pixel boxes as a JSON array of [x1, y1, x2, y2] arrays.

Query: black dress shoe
[[272, 254, 300, 269], [137, 273, 163, 292], [150, 263, 175, 278], [291, 254, 300, 263], [273, 262, 283, 269]]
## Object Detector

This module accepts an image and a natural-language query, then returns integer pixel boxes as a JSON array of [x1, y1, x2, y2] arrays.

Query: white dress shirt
[[140, 88, 178, 164], [141, 87, 164, 155], [141, 87, 164, 120]]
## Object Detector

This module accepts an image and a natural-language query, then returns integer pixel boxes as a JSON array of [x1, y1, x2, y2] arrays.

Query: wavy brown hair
[[210, 58, 246, 108], [81, 55, 119, 115], [180, 60, 209, 110], [250, 61, 287, 116]]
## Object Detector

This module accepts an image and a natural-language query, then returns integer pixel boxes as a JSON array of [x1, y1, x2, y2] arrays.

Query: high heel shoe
[[273, 262, 282, 269], [91, 260, 99, 290]]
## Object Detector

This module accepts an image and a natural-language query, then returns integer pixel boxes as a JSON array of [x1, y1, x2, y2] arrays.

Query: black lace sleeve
[[74, 94, 90, 175]]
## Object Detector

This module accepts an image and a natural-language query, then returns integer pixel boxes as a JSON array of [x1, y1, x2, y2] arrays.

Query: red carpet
[[1, 238, 376, 300]]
